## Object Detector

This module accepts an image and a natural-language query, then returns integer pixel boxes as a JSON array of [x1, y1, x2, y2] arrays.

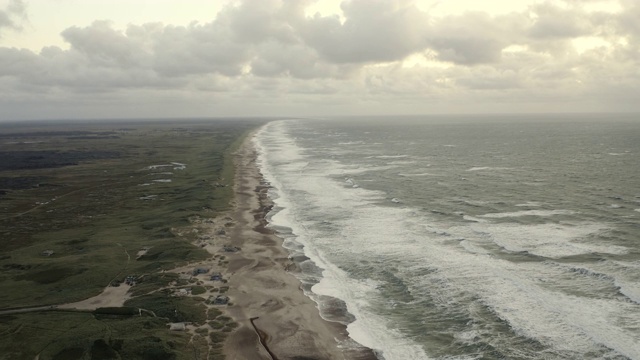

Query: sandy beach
[[221, 133, 378, 360]]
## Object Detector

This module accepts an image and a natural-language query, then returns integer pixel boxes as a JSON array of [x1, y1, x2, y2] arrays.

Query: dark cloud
[[0, 46, 37, 76], [0, 0, 26, 35]]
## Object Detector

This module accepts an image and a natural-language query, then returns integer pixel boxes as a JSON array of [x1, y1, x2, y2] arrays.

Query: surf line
[[250, 316, 278, 360]]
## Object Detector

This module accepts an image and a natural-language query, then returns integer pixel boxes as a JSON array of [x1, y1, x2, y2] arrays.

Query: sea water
[[254, 114, 640, 360]]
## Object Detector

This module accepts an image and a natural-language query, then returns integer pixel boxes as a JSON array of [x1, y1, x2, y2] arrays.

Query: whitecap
[[467, 166, 510, 172], [478, 210, 575, 218], [515, 202, 543, 207], [398, 173, 435, 177]]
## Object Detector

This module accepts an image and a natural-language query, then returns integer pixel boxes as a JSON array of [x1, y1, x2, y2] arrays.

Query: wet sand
[[222, 133, 378, 360]]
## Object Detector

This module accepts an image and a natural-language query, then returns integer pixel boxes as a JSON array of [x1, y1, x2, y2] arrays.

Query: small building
[[222, 245, 240, 253], [210, 273, 223, 281], [176, 288, 191, 296], [41, 250, 54, 257], [169, 323, 186, 331], [211, 295, 229, 305], [192, 267, 209, 276]]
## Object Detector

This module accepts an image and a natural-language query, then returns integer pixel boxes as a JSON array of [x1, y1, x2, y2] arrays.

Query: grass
[[0, 311, 192, 360], [125, 293, 208, 324], [0, 119, 264, 359], [191, 286, 206, 296]]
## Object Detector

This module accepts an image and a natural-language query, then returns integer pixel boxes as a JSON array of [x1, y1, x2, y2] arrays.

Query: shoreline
[[223, 132, 378, 359]]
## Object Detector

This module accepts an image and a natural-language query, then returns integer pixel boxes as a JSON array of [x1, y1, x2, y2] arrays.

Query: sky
[[0, 0, 638, 120]]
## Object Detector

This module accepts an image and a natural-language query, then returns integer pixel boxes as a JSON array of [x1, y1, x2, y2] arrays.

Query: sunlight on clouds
[[572, 36, 612, 54], [580, 0, 623, 13], [305, 0, 345, 21], [2, 0, 230, 51], [502, 45, 529, 53], [401, 53, 452, 69], [0, 0, 638, 118], [416, 0, 529, 16]]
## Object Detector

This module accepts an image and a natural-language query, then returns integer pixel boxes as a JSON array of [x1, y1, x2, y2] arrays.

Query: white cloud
[[301, 0, 430, 63], [0, 0, 638, 119]]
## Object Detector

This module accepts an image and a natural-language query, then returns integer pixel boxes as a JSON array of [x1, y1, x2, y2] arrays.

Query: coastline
[[223, 131, 378, 359]]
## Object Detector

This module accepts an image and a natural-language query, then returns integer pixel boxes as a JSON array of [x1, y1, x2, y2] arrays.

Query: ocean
[[253, 114, 640, 360]]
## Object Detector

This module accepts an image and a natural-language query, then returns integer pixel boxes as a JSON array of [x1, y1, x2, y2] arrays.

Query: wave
[[398, 172, 436, 177], [466, 166, 511, 172], [477, 209, 575, 218], [254, 120, 640, 360]]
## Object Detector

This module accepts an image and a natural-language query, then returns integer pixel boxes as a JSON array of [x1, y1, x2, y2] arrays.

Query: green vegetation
[[191, 286, 207, 296], [0, 119, 263, 360], [125, 293, 208, 324], [0, 312, 188, 360]]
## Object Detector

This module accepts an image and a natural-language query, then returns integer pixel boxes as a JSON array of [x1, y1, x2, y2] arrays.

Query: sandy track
[[58, 284, 132, 310]]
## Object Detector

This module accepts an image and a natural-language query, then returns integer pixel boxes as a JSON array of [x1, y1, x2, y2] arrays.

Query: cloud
[[151, 22, 250, 77], [0, 0, 26, 35], [426, 11, 523, 64], [527, 2, 594, 39], [61, 21, 146, 68], [615, 1, 640, 43], [455, 67, 522, 90], [250, 40, 351, 78], [0, 0, 639, 119], [301, 0, 430, 63]]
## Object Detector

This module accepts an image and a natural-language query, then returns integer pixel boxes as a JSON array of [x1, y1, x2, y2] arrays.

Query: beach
[[222, 133, 378, 360]]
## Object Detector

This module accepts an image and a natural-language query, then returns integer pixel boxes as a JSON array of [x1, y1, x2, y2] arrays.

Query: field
[[0, 119, 263, 360]]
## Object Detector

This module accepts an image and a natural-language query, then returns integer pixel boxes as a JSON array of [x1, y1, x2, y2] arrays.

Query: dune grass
[[0, 119, 264, 360]]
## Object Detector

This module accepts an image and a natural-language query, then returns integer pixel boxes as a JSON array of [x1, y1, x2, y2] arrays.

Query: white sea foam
[[608, 260, 640, 304], [338, 141, 365, 145], [255, 121, 431, 360], [332, 165, 399, 175], [459, 240, 490, 254], [398, 172, 435, 177], [146, 164, 172, 170], [462, 215, 488, 223], [255, 119, 640, 360], [478, 209, 575, 218], [387, 160, 417, 165], [515, 201, 544, 207], [372, 155, 410, 159], [616, 279, 640, 304], [466, 166, 510, 171], [473, 222, 627, 258]]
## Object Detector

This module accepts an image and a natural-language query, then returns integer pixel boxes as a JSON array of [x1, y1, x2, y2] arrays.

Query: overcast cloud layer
[[1, 0, 639, 120]]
